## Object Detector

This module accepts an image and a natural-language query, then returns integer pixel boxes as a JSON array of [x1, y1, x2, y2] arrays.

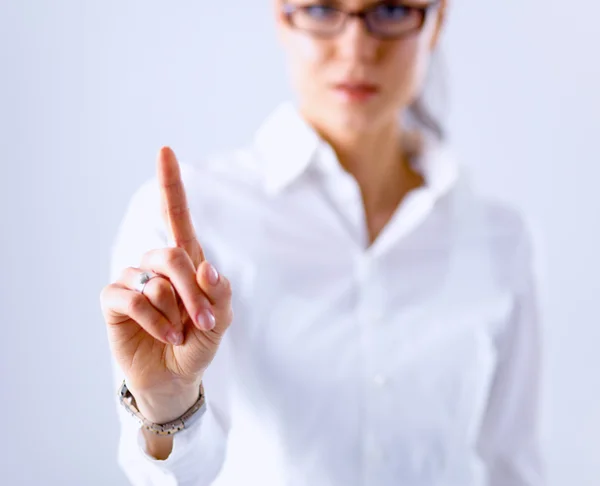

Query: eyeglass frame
[[280, 1, 442, 40]]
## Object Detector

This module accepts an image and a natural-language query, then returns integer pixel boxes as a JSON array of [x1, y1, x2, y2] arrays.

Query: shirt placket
[[355, 252, 389, 485]]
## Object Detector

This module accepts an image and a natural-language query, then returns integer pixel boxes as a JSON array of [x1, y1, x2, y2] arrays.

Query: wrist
[[129, 378, 203, 424]]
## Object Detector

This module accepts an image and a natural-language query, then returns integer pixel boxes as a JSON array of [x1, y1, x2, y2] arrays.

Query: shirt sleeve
[[476, 222, 545, 485], [108, 176, 233, 486]]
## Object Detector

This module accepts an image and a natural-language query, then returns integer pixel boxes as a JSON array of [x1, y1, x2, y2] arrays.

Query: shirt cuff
[[135, 402, 207, 467], [122, 398, 228, 485]]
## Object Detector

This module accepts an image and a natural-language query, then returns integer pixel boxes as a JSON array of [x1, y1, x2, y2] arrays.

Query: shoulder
[[453, 176, 540, 292], [129, 144, 266, 212], [449, 169, 532, 247], [118, 144, 269, 265], [480, 194, 533, 251]]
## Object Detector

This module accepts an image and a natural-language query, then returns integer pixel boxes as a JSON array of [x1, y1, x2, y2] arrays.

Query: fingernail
[[206, 263, 219, 286], [196, 309, 216, 331], [167, 330, 183, 346]]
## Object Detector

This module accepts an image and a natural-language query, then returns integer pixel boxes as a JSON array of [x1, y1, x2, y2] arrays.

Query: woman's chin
[[327, 102, 391, 135], [302, 96, 395, 136]]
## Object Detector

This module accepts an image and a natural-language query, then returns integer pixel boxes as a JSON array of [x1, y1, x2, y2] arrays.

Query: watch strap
[[118, 379, 207, 436]]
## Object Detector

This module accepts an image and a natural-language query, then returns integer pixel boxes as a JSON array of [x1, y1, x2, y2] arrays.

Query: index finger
[[157, 146, 202, 262]]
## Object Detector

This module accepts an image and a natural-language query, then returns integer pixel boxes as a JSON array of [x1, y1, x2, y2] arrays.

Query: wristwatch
[[118, 380, 207, 436]]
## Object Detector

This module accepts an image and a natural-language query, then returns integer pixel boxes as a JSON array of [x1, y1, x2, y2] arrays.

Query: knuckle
[[174, 235, 196, 248], [164, 247, 187, 266], [153, 279, 174, 302], [117, 266, 135, 284], [170, 203, 188, 217], [164, 192, 188, 216], [100, 282, 119, 303], [127, 293, 146, 316]]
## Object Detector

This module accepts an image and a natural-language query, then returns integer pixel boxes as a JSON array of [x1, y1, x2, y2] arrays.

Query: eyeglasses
[[281, 1, 440, 40]]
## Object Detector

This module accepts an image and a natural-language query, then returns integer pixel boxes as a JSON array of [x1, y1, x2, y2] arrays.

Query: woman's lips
[[332, 82, 380, 102]]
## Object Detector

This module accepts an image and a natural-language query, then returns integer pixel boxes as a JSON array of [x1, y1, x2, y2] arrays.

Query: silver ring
[[135, 271, 160, 295]]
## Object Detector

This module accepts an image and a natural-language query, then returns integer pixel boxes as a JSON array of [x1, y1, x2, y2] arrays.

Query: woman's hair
[[406, 50, 447, 141], [409, 97, 444, 141]]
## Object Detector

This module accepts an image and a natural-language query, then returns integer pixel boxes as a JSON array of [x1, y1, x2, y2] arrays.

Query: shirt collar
[[254, 100, 460, 199], [254, 101, 320, 196], [413, 135, 460, 200]]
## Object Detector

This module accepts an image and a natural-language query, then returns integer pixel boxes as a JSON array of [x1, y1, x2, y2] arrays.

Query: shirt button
[[373, 374, 388, 387], [368, 444, 386, 463], [370, 310, 384, 324]]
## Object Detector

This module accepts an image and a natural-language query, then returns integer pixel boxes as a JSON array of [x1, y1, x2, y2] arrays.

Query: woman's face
[[275, 0, 446, 134]]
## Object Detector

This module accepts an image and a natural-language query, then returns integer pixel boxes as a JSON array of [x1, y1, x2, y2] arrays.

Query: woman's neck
[[306, 111, 423, 212], [303, 109, 425, 244]]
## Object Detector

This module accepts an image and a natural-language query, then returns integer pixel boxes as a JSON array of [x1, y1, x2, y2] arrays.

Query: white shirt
[[109, 101, 544, 486]]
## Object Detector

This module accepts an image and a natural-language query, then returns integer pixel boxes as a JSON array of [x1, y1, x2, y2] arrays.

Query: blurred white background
[[1, 0, 598, 485]]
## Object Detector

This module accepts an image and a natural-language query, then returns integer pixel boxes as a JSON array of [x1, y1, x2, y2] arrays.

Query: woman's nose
[[335, 17, 379, 62]]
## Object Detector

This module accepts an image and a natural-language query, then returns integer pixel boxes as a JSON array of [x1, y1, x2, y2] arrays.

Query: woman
[[100, 0, 543, 484]]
